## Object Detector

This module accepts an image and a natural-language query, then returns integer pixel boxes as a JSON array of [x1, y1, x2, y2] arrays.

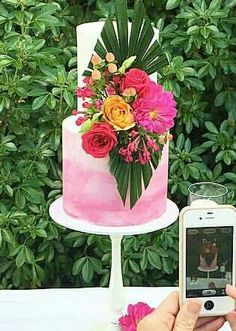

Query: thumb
[[173, 300, 201, 331]]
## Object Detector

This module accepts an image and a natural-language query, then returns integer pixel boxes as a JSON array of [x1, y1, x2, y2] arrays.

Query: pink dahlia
[[119, 302, 154, 331], [133, 82, 177, 134]]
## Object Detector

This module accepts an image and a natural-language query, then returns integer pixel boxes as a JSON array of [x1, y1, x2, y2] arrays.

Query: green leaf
[[129, 259, 140, 273], [4, 142, 17, 151], [142, 162, 152, 189], [25, 246, 35, 264], [2, 229, 14, 243], [115, 0, 128, 60], [21, 187, 43, 204], [32, 94, 49, 110], [72, 257, 86, 275], [147, 248, 162, 270], [225, 173, 236, 183], [166, 0, 180, 10], [130, 162, 142, 209], [16, 247, 26, 268], [63, 90, 74, 108], [35, 229, 47, 238], [15, 190, 26, 209], [0, 55, 14, 67], [82, 259, 94, 283], [205, 121, 218, 134], [80, 119, 93, 134], [4, 184, 13, 197], [94, 0, 167, 74], [109, 146, 162, 208]]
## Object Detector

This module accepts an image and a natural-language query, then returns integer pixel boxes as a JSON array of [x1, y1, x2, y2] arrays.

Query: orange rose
[[102, 96, 135, 130]]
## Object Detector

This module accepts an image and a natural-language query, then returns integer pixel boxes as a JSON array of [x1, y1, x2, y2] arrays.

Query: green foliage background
[[0, 0, 235, 289]]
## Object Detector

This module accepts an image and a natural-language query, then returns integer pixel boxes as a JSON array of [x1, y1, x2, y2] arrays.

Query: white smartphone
[[179, 205, 236, 316]]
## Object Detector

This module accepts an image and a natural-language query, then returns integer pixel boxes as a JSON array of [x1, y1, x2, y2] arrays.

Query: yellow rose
[[102, 95, 135, 130]]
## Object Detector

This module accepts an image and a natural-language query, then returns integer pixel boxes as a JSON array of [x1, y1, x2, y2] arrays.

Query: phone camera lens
[[199, 217, 202, 220], [204, 300, 214, 310]]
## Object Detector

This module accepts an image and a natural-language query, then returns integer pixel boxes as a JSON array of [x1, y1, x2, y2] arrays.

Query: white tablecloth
[[0, 287, 230, 331]]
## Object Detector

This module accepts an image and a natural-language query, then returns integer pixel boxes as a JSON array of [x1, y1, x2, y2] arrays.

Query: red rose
[[122, 68, 150, 97], [82, 123, 117, 158]]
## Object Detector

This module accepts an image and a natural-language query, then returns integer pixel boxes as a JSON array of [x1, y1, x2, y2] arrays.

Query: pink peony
[[119, 302, 154, 331], [133, 82, 177, 134], [81, 123, 117, 158], [122, 69, 151, 97]]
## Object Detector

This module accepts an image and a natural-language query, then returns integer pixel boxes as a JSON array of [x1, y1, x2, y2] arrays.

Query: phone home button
[[204, 300, 214, 310]]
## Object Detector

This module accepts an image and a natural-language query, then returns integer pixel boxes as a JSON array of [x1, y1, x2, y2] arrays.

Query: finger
[[195, 316, 225, 331], [195, 317, 220, 328], [137, 312, 160, 331], [138, 291, 180, 331], [226, 311, 236, 331], [173, 300, 201, 331], [156, 290, 179, 316], [226, 284, 236, 300]]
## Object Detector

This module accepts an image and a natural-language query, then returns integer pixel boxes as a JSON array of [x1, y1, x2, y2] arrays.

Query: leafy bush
[[0, 0, 235, 289]]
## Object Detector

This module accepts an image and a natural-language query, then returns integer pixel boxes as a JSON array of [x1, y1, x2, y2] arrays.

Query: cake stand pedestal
[[198, 266, 219, 281], [49, 197, 179, 331]]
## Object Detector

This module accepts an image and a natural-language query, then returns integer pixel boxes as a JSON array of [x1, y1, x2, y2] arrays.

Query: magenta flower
[[133, 82, 177, 134], [76, 87, 94, 99], [119, 302, 154, 331]]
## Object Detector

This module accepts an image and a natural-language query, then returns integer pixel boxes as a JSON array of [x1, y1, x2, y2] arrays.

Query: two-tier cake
[[62, 4, 177, 226]]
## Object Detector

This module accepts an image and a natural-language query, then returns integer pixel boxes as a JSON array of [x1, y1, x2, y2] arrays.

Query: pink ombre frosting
[[62, 116, 169, 226]]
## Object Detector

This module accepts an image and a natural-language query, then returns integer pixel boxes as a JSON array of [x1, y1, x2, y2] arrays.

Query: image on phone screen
[[186, 226, 233, 298]]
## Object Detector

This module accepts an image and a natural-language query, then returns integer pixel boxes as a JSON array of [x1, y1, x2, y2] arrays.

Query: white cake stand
[[49, 197, 179, 331]]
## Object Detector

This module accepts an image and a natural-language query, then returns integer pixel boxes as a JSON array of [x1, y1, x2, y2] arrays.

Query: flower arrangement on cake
[[72, 0, 177, 209]]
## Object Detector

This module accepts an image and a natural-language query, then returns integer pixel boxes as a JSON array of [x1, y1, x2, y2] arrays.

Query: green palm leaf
[[109, 147, 162, 209], [93, 0, 168, 74]]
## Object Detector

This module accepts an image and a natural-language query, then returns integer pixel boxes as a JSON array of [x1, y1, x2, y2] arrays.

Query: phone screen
[[186, 226, 233, 298]]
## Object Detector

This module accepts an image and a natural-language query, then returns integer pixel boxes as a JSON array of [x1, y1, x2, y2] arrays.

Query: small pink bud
[[108, 63, 117, 74], [167, 133, 173, 141], [106, 52, 115, 62], [158, 135, 165, 144], [122, 87, 136, 97], [72, 109, 79, 115], [91, 54, 102, 66], [91, 69, 101, 80], [76, 117, 85, 126]]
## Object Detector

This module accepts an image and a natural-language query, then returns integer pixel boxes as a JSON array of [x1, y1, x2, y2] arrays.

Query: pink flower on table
[[81, 123, 117, 158], [133, 82, 177, 134], [122, 68, 151, 97], [119, 302, 154, 331]]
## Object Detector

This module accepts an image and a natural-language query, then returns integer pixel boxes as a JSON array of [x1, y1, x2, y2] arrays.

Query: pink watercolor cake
[[62, 18, 176, 226], [63, 116, 169, 226]]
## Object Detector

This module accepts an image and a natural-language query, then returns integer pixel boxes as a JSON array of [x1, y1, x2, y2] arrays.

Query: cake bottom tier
[[63, 158, 168, 227], [62, 116, 169, 226]]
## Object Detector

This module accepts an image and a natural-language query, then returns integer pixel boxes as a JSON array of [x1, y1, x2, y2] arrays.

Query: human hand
[[226, 284, 236, 330], [137, 291, 225, 331]]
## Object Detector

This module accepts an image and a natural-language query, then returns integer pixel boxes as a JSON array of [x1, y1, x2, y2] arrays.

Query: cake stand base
[[49, 197, 179, 331]]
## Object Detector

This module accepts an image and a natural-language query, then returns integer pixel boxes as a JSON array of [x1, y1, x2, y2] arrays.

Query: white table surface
[[0, 287, 230, 331]]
